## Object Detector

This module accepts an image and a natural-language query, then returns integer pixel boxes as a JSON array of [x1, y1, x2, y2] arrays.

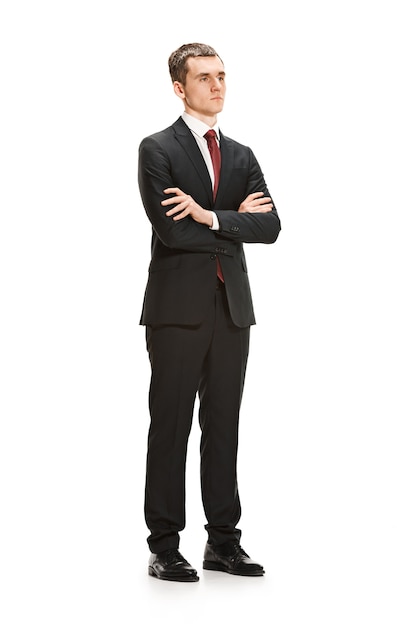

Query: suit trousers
[[144, 282, 250, 554]]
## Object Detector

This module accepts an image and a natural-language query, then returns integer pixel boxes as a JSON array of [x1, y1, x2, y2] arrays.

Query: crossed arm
[[139, 136, 280, 250], [163, 188, 274, 226]]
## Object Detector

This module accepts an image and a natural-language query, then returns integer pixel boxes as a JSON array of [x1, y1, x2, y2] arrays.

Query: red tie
[[204, 129, 224, 282], [204, 129, 221, 199]]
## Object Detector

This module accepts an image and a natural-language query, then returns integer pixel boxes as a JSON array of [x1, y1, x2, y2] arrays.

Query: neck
[[184, 109, 217, 127]]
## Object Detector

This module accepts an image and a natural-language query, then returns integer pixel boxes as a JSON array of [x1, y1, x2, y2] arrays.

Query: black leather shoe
[[148, 549, 199, 582], [203, 541, 265, 576]]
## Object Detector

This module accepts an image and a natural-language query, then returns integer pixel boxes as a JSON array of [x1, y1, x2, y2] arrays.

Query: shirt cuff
[[209, 211, 220, 231]]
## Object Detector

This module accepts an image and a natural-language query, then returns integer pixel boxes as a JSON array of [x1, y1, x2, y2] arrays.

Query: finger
[[172, 209, 190, 221], [244, 203, 273, 213], [166, 197, 193, 214], [161, 195, 186, 206], [163, 187, 182, 195], [246, 191, 265, 200], [252, 196, 272, 206], [165, 203, 187, 216]]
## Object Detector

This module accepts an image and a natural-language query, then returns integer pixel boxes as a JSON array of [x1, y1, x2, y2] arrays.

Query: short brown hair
[[168, 43, 222, 84]]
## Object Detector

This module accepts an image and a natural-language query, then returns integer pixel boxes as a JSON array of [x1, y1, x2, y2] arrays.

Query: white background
[[1, 1, 416, 624]]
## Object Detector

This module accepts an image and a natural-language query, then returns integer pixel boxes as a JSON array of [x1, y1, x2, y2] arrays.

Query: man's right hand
[[238, 192, 273, 213]]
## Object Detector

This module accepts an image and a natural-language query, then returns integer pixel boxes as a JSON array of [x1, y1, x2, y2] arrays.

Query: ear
[[173, 81, 186, 100]]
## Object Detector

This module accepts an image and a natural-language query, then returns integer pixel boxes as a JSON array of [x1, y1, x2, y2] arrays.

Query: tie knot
[[204, 129, 217, 143]]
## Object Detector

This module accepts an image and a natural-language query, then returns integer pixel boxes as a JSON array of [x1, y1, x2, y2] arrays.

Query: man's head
[[168, 43, 226, 125], [168, 43, 222, 85]]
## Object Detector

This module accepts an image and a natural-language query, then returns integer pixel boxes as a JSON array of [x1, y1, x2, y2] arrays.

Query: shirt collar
[[182, 111, 220, 140]]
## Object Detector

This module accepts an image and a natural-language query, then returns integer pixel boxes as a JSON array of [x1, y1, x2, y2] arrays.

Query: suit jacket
[[138, 116, 281, 328]]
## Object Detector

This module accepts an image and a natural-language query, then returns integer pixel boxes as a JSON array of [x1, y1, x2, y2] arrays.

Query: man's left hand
[[162, 188, 213, 227]]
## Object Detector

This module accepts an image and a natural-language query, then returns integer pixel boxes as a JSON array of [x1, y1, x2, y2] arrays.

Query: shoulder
[[220, 132, 254, 155], [219, 132, 258, 168], [139, 117, 189, 149]]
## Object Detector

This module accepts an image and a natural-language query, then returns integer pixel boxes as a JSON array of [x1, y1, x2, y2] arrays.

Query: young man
[[138, 43, 281, 582]]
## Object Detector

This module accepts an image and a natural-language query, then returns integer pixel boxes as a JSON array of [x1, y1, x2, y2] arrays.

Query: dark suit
[[138, 116, 280, 553]]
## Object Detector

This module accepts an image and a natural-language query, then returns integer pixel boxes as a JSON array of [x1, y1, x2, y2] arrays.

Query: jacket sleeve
[[215, 148, 281, 244], [138, 136, 236, 256]]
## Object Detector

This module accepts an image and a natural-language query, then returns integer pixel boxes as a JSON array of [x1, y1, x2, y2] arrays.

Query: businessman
[[138, 43, 281, 582]]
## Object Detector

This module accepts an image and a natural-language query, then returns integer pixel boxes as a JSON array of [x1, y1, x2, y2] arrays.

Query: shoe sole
[[148, 566, 199, 582], [202, 560, 264, 576]]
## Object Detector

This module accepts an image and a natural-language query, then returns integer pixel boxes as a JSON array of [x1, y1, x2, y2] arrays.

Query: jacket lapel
[[214, 131, 234, 210], [173, 118, 213, 203]]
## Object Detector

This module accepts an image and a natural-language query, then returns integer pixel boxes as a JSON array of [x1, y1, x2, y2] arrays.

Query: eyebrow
[[195, 71, 226, 78]]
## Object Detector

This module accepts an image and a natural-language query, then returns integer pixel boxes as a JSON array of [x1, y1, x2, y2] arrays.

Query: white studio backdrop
[[1, 1, 416, 625]]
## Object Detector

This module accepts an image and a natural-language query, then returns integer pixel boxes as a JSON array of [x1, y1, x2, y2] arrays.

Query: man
[[138, 43, 281, 582]]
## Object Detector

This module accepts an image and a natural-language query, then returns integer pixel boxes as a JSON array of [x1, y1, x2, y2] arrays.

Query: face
[[173, 56, 226, 124]]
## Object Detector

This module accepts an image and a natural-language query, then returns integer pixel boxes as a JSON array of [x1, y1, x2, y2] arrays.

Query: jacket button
[[210, 254, 216, 260]]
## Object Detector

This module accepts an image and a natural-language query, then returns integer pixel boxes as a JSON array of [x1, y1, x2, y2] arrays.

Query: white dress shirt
[[181, 112, 220, 231]]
